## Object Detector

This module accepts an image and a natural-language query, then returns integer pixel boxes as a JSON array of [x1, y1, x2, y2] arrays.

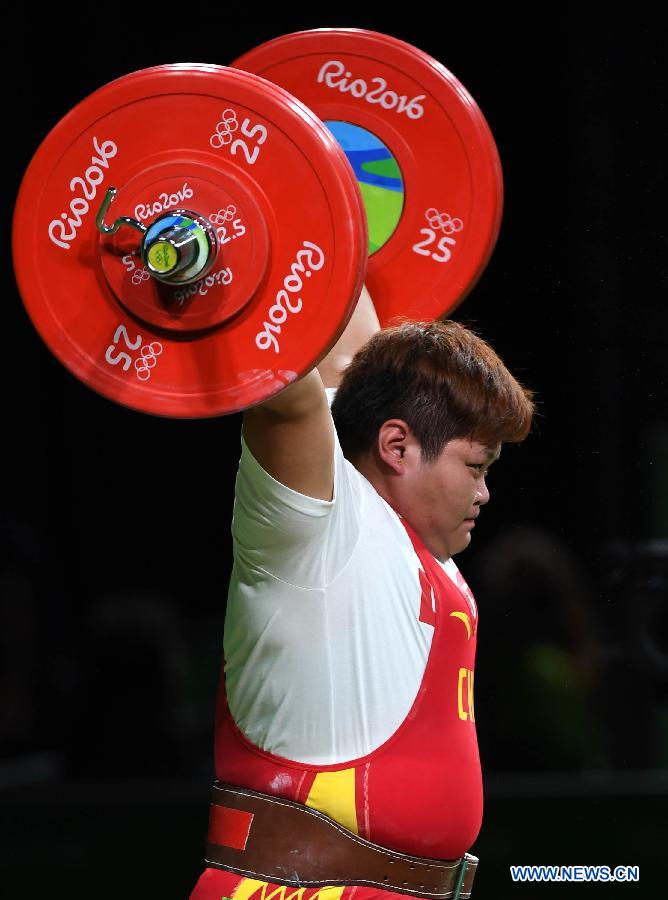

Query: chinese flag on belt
[[208, 805, 254, 851]]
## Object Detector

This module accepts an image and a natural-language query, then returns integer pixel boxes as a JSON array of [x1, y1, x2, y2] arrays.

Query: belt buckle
[[452, 855, 469, 900]]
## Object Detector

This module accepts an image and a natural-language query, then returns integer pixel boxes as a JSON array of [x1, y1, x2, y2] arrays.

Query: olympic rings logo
[[209, 205, 237, 225], [131, 266, 151, 285], [426, 208, 464, 235], [134, 341, 163, 381], [210, 109, 239, 149]]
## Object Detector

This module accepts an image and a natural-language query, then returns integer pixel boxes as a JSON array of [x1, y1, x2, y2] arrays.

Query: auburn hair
[[331, 319, 535, 462]]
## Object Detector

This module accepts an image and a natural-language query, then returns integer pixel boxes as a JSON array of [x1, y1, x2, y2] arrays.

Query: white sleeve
[[231, 390, 362, 590]]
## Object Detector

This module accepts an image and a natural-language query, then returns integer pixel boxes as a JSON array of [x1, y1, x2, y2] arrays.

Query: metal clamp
[[96, 187, 219, 285], [96, 187, 147, 236]]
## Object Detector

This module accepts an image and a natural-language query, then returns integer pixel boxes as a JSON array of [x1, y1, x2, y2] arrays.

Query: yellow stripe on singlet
[[232, 879, 345, 900], [229, 773, 357, 900], [305, 768, 358, 835]]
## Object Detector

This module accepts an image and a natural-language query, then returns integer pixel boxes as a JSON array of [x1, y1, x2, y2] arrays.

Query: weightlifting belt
[[205, 782, 478, 899]]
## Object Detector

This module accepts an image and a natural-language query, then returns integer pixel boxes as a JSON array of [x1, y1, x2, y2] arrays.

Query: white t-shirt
[[224, 390, 471, 765]]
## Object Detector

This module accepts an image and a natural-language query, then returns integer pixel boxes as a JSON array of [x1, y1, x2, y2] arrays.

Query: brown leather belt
[[205, 782, 477, 899]]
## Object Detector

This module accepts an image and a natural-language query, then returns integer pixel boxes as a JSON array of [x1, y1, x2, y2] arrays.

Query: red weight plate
[[98, 161, 270, 333], [13, 64, 367, 417], [232, 29, 503, 324]]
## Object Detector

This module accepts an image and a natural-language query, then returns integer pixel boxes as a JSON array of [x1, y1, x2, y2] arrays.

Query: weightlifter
[[190, 285, 534, 900], [11, 25, 525, 896]]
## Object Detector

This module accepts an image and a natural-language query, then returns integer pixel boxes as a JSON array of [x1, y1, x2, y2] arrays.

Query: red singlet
[[211, 519, 482, 860]]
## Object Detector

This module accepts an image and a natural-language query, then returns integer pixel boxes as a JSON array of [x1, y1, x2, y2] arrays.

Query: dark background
[[3, 9, 666, 898]]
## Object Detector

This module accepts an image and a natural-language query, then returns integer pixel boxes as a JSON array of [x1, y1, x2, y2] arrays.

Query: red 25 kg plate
[[13, 64, 367, 417], [232, 29, 503, 323]]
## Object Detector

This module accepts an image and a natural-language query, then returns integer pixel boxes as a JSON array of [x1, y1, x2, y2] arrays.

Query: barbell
[[12, 29, 502, 418]]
